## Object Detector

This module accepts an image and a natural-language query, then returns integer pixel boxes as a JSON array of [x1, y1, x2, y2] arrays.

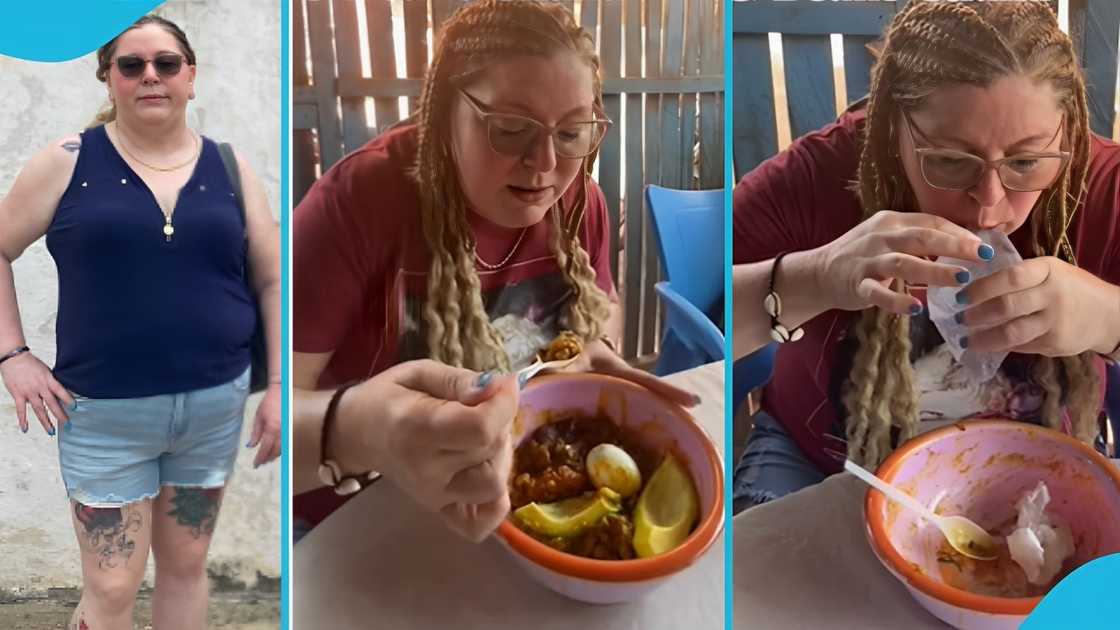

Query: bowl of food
[[863, 420, 1120, 630], [494, 372, 723, 604]]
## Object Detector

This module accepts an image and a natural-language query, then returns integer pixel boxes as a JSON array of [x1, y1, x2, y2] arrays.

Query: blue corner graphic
[[1022, 553, 1120, 630], [0, 2, 166, 62]]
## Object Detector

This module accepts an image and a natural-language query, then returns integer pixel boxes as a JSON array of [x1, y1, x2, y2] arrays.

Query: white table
[[295, 361, 726, 630], [733, 460, 1120, 629]]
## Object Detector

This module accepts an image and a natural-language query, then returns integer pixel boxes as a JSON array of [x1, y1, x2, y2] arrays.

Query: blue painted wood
[[782, 34, 837, 140], [659, 0, 685, 189], [1078, 0, 1120, 137], [367, 0, 400, 132], [732, 33, 776, 178], [307, 0, 344, 170], [680, 0, 700, 188], [732, 0, 899, 37], [842, 34, 876, 106]]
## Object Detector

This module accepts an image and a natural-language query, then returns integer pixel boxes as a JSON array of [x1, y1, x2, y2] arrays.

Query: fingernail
[[21, 425, 27, 434], [955, 270, 971, 284], [691, 393, 702, 405], [245, 440, 253, 448], [475, 371, 494, 389], [978, 244, 995, 261], [909, 303, 923, 316], [960, 336, 969, 349], [954, 311, 965, 325], [47, 427, 55, 437], [69, 402, 78, 412], [955, 290, 969, 305], [517, 371, 530, 390]]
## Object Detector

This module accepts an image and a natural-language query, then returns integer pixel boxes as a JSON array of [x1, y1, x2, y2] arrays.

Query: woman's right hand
[[0, 351, 74, 435], [330, 359, 519, 542], [813, 210, 991, 315]]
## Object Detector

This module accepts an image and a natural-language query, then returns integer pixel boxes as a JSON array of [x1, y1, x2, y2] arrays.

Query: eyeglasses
[[114, 53, 187, 79], [901, 109, 1070, 192], [459, 89, 611, 159]]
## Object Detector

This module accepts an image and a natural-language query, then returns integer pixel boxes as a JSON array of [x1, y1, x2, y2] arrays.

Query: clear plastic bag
[[926, 229, 1022, 383]]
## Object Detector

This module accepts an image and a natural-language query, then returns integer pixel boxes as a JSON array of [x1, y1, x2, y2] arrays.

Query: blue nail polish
[[955, 270, 971, 284], [692, 393, 702, 405], [960, 336, 969, 349], [21, 425, 27, 434], [47, 427, 55, 437], [475, 371, 494, 389], [978, 244, 995, 261], [245, 440, 253, 448], [909, 303, 923, 316], [517, 371, 530, 390], [955, 290, 969, 305], [954, 311, 965, 325]]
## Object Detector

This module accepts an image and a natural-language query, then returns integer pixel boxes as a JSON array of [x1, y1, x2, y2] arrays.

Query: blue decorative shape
[[0, 1, 165, 62], [1022, 553, 1120, 630]]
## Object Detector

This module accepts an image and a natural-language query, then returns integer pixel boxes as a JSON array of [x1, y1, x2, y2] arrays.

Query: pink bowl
[[864, 420, 1120, 630], [495, 373, 724, 604]]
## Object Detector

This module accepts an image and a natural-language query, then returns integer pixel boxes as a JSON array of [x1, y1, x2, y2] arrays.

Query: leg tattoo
[[167, 487, 222, 539], [74, 504, 143, 570]]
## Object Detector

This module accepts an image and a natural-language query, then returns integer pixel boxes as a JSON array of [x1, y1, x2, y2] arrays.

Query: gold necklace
[[474, 227, 528, 270], [111, 123, 199, 242], [113, 122, 200, 172]]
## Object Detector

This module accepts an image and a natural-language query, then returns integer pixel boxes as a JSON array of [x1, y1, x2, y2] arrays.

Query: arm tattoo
[[167, 487, 222, 539], [74, 503, 142, 570], [61, 140, 81, 153]]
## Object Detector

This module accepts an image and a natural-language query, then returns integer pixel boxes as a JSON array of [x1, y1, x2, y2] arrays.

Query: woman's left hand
[[558, 339, 702, 408], [957, 256, 1120, 357], [248, 383, 282, 467]]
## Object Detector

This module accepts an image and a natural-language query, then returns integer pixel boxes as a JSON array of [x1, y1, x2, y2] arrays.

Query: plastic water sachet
[[927, 229, 1022, 383]]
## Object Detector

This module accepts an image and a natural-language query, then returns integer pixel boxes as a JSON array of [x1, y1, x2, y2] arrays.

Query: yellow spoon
[[844, 459, 998, 561]]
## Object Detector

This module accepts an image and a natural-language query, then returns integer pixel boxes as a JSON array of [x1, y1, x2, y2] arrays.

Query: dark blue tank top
[[47, 124, 255, 397]]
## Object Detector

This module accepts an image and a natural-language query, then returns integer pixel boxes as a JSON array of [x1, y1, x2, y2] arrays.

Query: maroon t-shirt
[[294, 123, 615, 523], [733, 108, 1120, 475]]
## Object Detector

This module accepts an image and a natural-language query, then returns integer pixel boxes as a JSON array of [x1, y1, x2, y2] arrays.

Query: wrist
[[1095, 283, 1120, 357], [320, 380, 382, 494]]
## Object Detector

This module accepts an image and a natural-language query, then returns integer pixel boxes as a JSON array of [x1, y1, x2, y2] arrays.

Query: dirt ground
[[0, 591, 280, 629]]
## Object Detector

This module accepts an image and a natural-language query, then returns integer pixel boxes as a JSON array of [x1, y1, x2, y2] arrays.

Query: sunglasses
[[901, 109, 1070, 192], [459, 89, 611, 159], [114, 53, 187, 79]]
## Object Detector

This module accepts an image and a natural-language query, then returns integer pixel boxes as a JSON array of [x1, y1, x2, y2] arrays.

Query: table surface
[[733, 460, 1120, 629], [295, 361, 726, 630]]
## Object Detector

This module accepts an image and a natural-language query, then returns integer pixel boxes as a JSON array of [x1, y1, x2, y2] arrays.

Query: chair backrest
[[645, 185, 725, 314]]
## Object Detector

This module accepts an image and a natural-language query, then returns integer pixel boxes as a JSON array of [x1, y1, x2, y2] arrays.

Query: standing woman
[[293, 0, 697, 541], [731, 1, 1120, 510], [0, 16, 280, 630]]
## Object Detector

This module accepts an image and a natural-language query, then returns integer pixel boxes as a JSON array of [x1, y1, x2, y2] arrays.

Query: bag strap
[[216, 142, 246, 230]]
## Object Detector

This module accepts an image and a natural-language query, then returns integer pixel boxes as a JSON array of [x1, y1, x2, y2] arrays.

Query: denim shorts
[[57, 367, 250, 507], [732, 411, 827, 514]]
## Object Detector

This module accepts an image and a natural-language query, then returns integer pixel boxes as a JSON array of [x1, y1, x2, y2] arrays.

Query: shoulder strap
[[216, 142, 245, 227]]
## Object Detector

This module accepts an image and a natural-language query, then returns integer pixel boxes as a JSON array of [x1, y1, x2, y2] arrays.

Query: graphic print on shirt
[[397, 273, 573, 368]]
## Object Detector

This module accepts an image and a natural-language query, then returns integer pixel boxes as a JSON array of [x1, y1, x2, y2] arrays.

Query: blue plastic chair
[[733, 343, 778, 417], [645, 185, 725, 375]]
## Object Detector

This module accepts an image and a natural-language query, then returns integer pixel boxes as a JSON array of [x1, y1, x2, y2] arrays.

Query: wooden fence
[[732, 0, 1120, 178], [294, 0, 724, 362]]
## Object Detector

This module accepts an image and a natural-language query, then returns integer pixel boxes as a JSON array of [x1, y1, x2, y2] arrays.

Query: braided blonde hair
[[411, 0, 612, 372], [845, 0, 1101, 467]]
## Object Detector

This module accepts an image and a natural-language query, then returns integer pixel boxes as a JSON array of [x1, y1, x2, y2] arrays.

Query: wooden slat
[[402, 0, 427, 115], [431, 0, 456, 38], [1079, 0, 1120, 136], [698, 0, 722, 188], [329, 76, 721, 99], [599, 0, 623, 331], [642, 0, 664, 359], [621, 0, 646, 361], [307, 0, 344, 170], [842, 34, 876, 106], [781, 34, 836, 140], [658, 0, 685, 188], [331, 0, 370, 154], [367, 0, 400, 133], [293, 0, 317, 205], [732, 0, 898, 37], [580, 0, 598, 42], [679, 0, 700, 189], [732, 33, 776, 178]]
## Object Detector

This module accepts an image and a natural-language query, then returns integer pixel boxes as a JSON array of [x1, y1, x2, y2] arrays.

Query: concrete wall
[[0, 0, 281, 593]]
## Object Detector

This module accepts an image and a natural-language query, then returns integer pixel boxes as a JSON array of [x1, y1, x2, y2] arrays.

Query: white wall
[[0, 0, 281, 593]]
